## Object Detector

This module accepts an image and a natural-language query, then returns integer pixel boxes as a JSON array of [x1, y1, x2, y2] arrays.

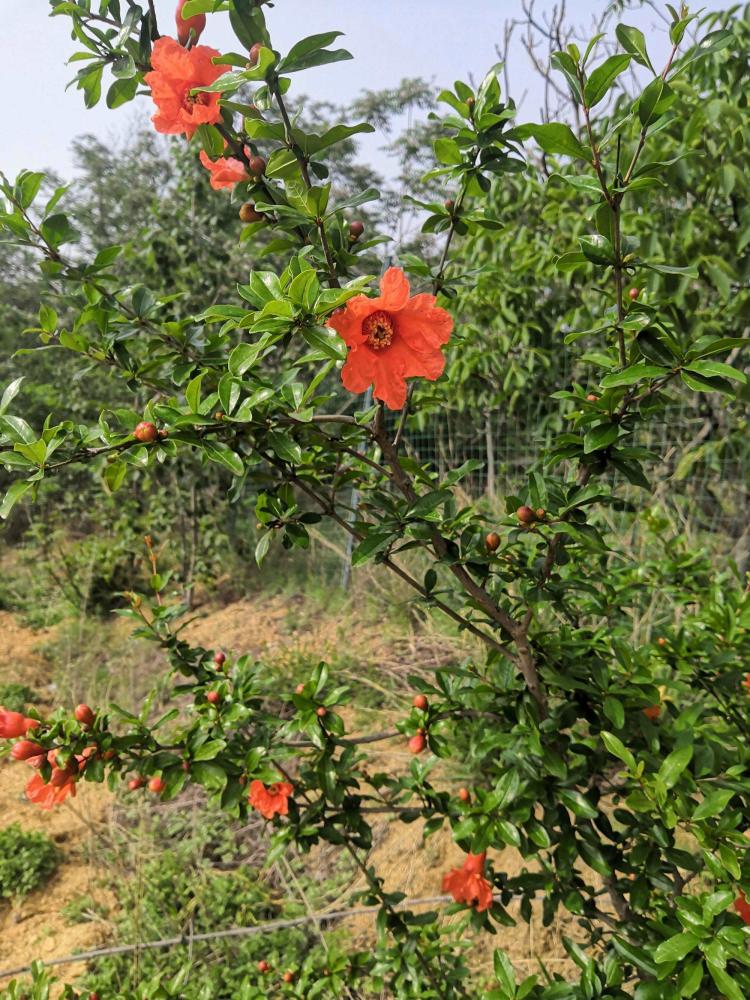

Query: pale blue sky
[[2, 1, 730, 181]]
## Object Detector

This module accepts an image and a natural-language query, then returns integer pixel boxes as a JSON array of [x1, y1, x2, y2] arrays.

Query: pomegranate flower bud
[[0, 709, 40, 739], [11, 740, 45, 762]]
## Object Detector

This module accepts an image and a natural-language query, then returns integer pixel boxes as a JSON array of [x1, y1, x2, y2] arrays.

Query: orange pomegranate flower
[[442, 851, 493, 912], [326, 267, 453, 410], [0, 708, 40, 739], [248, 779, 293, 819], [26, 771, 77, 810], [642, 705, 661, 721], [734, 892, 750, 925], [199, 146, 250, 190], [144, 36, 224, 139], [743, 673, 750, 693]]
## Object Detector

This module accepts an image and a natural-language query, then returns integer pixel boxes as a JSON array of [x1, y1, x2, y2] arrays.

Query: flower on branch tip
[[144, 37, 224, 139], [248, 779, 293, 819], [26, 770, 77, 810], [0, 708, 40, 739], [441, 851, 493, 912], [743, 673, 750, 693], [199, 145, 251, 190], [734, 891, 750, 925], [326, 267, 453, 410]]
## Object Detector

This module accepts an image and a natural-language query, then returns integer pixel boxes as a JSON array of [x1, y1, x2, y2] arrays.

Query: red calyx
[[75, 704, 95, 728], [175, 0, 206, 46], [133, 421, 158, 443], [11, 740, 45, 762], [516, 505, 536, 525]]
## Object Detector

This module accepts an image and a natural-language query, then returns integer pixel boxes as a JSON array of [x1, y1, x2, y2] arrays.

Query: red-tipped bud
[[444, 199, 455, 212], [257, 960, 270, 973], [412, 694, 428, 711], [11, 740, 45, 762], [206, 691, 221, 705], [628, 287, 640, 300], [239, 201, 265, 224], [516, 505, 536, 525], [175, 0, 206, 46], [282, 971, 295, 984], [213, 651, 226, 667], [643, 705, 661, 721], [408, 732, 426, 754], [248, 42, 263, 67], [586, 393, 599, 402], [316, 706, 327, 718], [148, 776, 166, 794], [348, 220, 365, 240], [656, 637, 667, 647], [248, 155, 266, 176], [128, 777, 144, 791], [458, 787, 470, 803], [485, 531, 501, 552], [535, 508, 546, 519], [295, 683, 305, 695], [75, 704, 95, 728], [133, 421, 158, 443]]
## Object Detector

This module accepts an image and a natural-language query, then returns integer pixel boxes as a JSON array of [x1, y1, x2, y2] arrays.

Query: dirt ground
[[0, 598, 582, 993]]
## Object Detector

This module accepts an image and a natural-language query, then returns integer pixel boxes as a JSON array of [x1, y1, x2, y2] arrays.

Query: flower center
[[185, 90, 210, 109], [362, 310, 396, 350]]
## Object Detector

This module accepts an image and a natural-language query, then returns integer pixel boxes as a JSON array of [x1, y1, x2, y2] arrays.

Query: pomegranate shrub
[[1, 1, 750, 997]]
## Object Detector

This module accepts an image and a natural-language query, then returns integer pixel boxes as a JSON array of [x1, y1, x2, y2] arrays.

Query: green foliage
[[0, 824, 58, 901], [0, 683, 36, 713]]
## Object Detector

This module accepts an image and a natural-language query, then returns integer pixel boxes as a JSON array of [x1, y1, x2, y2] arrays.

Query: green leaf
[[601, 731, 635, 770], [493, 949, 516, 993], [277, 31, 352, 73], [602, 697, 625, 731], [637, 328, 678, 367], [680, 370, 735, 396], [584, 54, 631, 107], [351, 531, 393, 567], [707, 961, 744, 1000], [684, 360, 746, 384], [600, 363, 668, 388], [301, 325, 347, 361], [638, 78, 677, 127], [657, 745, 693, 789], [191, 761, 227, 792], [434, 138, 463, 166], [612, 936, 659, 978], [615, 24, 654, 72], [0, 415, 37, 444], [506, 123, 589, 161], [559, 789, 598, 819], [203, 442, 244, 476], [0, 378, 24, 415], [193, 739, 227, 762], [653, 932, 700, 965], [692, 787, 735, 821], [642, 260, 697, 277], [0, 480, 33, 519], [584, 423, 618, 454], [267, 431, 302, 465]]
